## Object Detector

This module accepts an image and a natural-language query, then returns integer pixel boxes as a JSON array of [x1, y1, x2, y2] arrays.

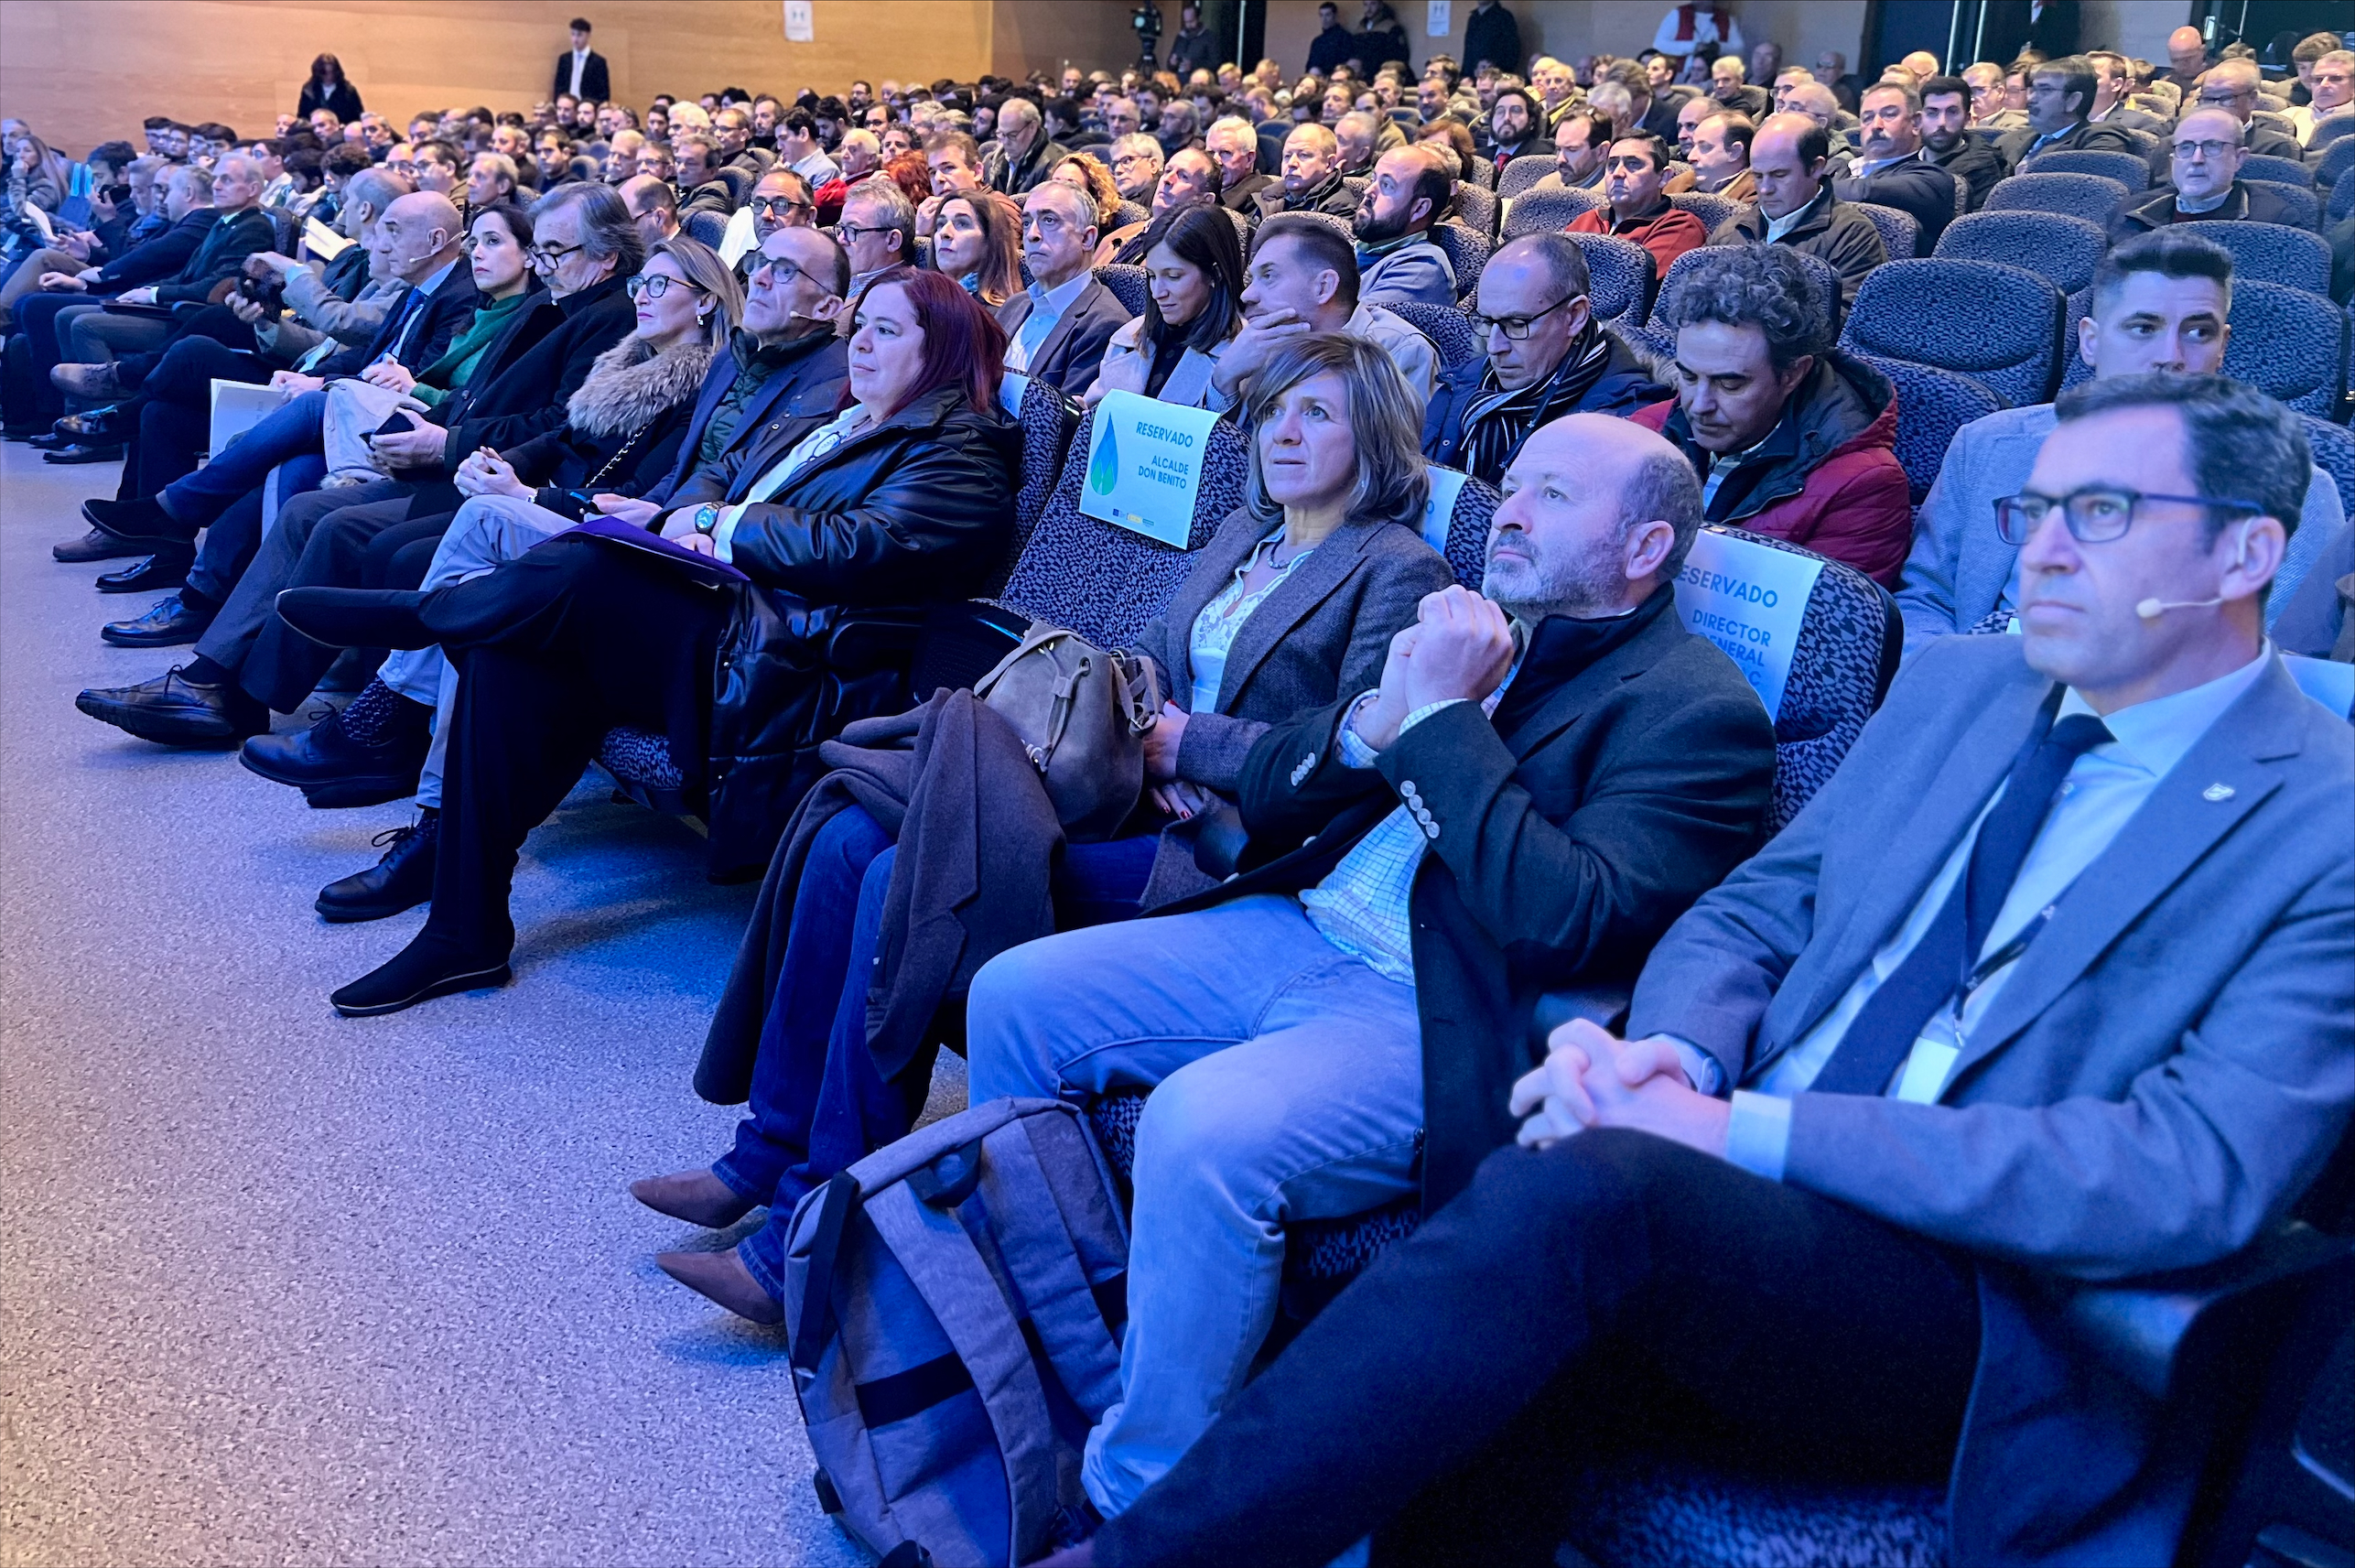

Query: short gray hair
[[1241, 332, 1430, 532], [1664, 243, 1826, 369], [533, 178, 646, 276], [1620, 447, 1706, 578], [2056, 372, 2310, 539], [343, 167, 410, 218], [843, 174, 915, 266], [1111, 132, 1165, 171]]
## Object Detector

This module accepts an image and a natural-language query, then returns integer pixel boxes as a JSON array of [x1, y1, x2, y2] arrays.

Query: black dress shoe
[[43, 441, 126, 465], [82, 493, 194, 546], [242, 695, 430, 808], [76, 665, 270, 746], [101, 593, 213, 648], [316, 810, 439, 922], [329, 929, 510, 1016], [55, 406, 125, 441], [54, 526, 149, 564], [275, 587, 437, 651], [27, 430, 71, 450], [95, 554, 189, 593]]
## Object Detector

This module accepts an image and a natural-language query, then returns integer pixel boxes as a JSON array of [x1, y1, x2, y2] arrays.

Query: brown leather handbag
[[973, 624, 1161, 841]]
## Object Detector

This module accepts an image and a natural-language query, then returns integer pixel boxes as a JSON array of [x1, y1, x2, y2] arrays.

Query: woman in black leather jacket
[[289, 266, 1020, 1016]]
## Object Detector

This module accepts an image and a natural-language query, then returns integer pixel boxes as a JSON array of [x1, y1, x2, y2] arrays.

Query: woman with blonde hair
[[928, 185, 1022, 308], [1050, 148, 1127, 230]]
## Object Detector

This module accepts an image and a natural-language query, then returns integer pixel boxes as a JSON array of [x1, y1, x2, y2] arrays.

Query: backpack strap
[[970, 1110, 1129, 1419], [790, 1170, 861, 1375]]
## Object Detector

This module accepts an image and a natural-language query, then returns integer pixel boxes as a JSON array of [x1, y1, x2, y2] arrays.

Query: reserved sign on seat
[[1671, 527, 1823, 721], [1078, 391, 1221, 547]]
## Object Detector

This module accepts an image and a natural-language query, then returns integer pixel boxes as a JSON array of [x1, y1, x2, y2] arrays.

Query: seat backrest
[[715, 165, 754, 207], [1092, 263, 1150, 318], [2173, 220, 2333, 297], [1666, 189, 1743, 237], [995, 406, 1248, 646], [1464, 156, 1497, 190], [1116, 199, 1150, 229], [1011, 376, 1082, 563], [1342, 175, 1368, 206], [1428, 220, 1490, 301], [1438, 472, 1501, 589], [1561, 230, 1657, 329], [1259, 208, 1353, 252], [1847, 200, 1920, 262], [2244, 179, 2323, 232], [2242, 152, 2317, 189], [1387, 299, 1484, 376], [1837, 257, 2065, 409], [1501, 184, 1602, 237], [2222, 279, 2346, 418], [2022, 148, 2151, 190], [682, 209, 729, 249], [2120, 126, 2166, 163], [1933, 210, 2107, 297], [2301, 416, 2355, 536], [1676, 527, 1900, 833], [2332, 177, 2355, 227], [1846, 351, 2004, 504], [2314, 121, 2355, 167], [1497, 153, 1558, 199], [1453, 181, 1498, 237], [1982, 170, 2133, 227], [1647, 243, 1842, 348]]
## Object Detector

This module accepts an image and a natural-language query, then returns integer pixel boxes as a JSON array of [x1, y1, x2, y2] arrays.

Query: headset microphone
[[2135, 595, 2226, 619]]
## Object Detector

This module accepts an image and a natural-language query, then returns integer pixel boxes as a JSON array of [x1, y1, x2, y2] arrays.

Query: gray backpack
[[783, 1096, 1130, 1567]]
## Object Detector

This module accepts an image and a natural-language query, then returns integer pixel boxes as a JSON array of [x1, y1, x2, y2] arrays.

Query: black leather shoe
[[316, 811, 439, 923], [42, 441, 125, 465], [54, 526, 149, 564], [55, 406, 126, 441], [329, 930, 510, 1016], [94, 554, 190, 593], [101, 593, 213, 648], [242, 697, 430, 808], [27, 430, 71, 450], [82, 493, 194, 546], [75, 666, 270, 746], [274, 587, 436, 651]]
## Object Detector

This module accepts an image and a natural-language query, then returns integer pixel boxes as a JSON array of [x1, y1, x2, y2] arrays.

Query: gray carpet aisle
[[0, 441, 880, 1566]]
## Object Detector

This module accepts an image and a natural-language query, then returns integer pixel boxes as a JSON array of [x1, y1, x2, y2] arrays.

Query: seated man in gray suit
[[998, 182, 1131, 399], [1042, 371, 2353, 1568], [1898, 229, 2346, 654]]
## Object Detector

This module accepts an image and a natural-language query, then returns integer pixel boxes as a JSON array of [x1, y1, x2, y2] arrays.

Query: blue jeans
[[160, 387, 328, 529], [965, 894, 1425, 1518], [726, 806, 1161, 1299]]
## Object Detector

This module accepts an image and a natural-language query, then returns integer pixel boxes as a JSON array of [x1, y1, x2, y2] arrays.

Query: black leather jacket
[[704, 384, 1021, 875]]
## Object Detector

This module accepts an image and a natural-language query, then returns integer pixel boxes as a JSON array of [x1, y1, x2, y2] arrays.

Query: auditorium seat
[[2021, 147, 2150, 190], [2222, 279, 2346, 418], [1847, 200, 1919, 262], [1846, 351, 2004, 504], [2242, 153, 2316, 189], [1453, 181, 1497, 238], [2174, 221, 2334, 297], [682, 210, 727, 249], [1092, 263, 1149, 317], [1434, 470, 1502, 589], [1386, 299, 1483, 377], [1116, 199, 1150, 229], [1666, 189, 1743, 237], [1933, 211, 2106, 387], [2301, 416, 2355, 533], [1271, 210, 1353, 247], [1838, 257, 2066, 409], [1982, 169, 2133, 228], [1562, 232, 1657, 333], [1464, 156, 1497, 190], [1502, 184, 1602, 238], [2244, 179, 2323, 232], [1010, 375, 1082, 559], [1429, 220, 1491, 302], [1497, 153, 1558, 199]]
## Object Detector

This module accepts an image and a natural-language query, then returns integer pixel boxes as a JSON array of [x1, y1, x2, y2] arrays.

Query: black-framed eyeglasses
[[1993, 487, 2263, 546], [1467, 293, 1578, 341], [834, 222, 890, 243], [751, 195, 814, 220], [740, 250, 826, 292], [527, 239, 584, 271], [625, 273, 706, 301]]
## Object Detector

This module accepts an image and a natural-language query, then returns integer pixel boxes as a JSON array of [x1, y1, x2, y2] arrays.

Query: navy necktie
[[1809, 697, 2113, 1097]]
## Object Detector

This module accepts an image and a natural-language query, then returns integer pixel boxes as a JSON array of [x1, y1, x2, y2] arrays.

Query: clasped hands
[[1511, 1019, 1730, 1159], [1351, 585, 1516, 751]]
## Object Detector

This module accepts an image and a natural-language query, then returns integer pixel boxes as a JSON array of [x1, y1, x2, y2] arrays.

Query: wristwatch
[[693, 503, 722, 535]]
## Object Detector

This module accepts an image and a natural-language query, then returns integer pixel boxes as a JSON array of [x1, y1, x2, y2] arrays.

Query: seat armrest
[[824, 610, 926, 675]]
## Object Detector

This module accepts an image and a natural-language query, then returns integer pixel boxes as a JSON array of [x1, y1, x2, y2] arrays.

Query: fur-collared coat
[[495, 334, 718, 521]]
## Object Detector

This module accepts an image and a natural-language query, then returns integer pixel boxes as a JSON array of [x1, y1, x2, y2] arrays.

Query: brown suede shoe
[[630, 1168, 758, 1228], [656, 1246, 783, 1325]]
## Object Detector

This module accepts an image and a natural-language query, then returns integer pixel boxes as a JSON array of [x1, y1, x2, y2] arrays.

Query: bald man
[[2163, 24, 2209, 96], [1255, 121, 1358, 220], [2112, 107, 2306, 236], [2186, 59, 2306, 161], [1779, 80, 1857, 176], [1706, 112, 1887, 310]]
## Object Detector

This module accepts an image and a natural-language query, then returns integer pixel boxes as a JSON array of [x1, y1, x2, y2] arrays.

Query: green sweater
[[411, 289, 533, 408]]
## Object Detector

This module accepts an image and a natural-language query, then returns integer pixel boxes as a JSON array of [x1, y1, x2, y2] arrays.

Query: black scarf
[[1457, 319, 1614, 485]]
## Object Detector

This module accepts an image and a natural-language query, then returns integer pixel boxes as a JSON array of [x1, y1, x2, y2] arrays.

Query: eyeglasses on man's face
[[751, 195, 813, 221], [1469, 293, 1577, 341], [1993, 486, 2262, 546], [527, 239, 585, 272], [2171, 138, 2237, 160]]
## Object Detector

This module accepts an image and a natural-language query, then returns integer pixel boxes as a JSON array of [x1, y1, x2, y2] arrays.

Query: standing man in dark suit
[[1042, 373, 2352, 1568], [553, 17, 610, 105], [1981, 0, 2080, 66], [1834, 81, 1957, 254], [968, 410, 1778, 1522], [998, 182, 1130, 399], [1462, 0, 1520, 74]]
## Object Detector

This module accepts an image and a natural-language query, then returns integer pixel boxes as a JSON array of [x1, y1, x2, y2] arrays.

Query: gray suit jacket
[[995, 276, 1132, 400], [1896, 403, 2348, 657], [1628, 634, 2354, 1563]]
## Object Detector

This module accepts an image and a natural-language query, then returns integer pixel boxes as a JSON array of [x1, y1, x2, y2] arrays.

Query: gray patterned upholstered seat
[[1846, 352, 2004, 504], [1667, 189, 1743, 237], [1561, 231, 1657, 330], [1982, 170, 2132, 229], [1387, 300, 1483, 376], [1116, 199, 1149, 229], [1011, 376, 1084, 563], [1437, 471, 1502, 589], [1561, 1455, 1948, 1568], [1429, 220, 1491, 301], [2244, 179, 2322, 231], [1837, 257, 2065, 409], [1092, 264, 1150, 318], [2173, 220, 2333, 297], [683, 210, 728, 249], [2222, 280, 2345, 418], [1932, 211, 2106, 385], [1847, 200, 1918, 262], [1453, 182, 1498, 238], [2021, 147, 2150, 189], [2242, 153, 2317, 189], [2302, 416, 2355, 530], [1498, 153, 1559, 199], [1502, 184, 1603, 237]]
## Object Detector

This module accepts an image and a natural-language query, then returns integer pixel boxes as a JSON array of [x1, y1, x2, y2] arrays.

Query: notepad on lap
[[206, 380, 281, 460]]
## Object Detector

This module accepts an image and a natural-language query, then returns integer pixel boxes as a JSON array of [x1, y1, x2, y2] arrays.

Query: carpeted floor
[[0, 441, 887, 1565]]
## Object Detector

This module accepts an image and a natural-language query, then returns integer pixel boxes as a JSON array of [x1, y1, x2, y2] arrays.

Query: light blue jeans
[[966, 893, 1424, 1519]]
